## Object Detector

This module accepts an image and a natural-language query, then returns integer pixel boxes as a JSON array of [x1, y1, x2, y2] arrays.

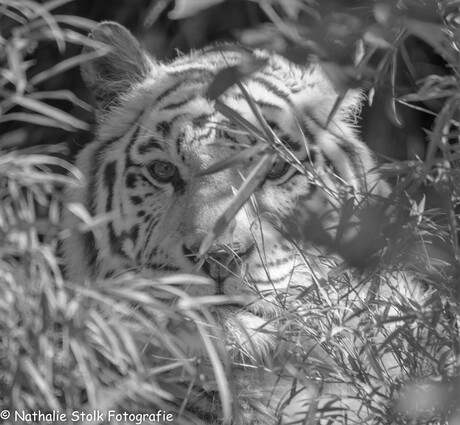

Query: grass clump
[[0, 1, 459, 425], [0, 1, 206, 422]]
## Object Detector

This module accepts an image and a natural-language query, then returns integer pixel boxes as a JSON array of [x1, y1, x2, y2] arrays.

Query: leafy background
[[0, 0, 459, 424]]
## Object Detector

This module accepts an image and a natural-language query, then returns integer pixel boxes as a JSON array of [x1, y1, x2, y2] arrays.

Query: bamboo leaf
[[169, 0, 225, 19]]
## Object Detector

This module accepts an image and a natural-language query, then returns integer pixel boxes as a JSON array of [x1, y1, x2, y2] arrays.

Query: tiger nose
[[183, 242, 253, 281]]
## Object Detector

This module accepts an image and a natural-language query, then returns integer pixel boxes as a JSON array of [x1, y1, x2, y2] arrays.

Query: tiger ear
[[81, 22, 154, 110]]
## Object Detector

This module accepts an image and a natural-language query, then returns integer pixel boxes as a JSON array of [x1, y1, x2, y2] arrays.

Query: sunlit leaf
[[169, 0, 225, 19], [9, 95, 89, 130], [52, 14, 97, 31], [5, 42, 27, 94]]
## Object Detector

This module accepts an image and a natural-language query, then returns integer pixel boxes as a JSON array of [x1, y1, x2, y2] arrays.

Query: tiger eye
[[266, 158, 289, 180], [148, 160, 177, 182]]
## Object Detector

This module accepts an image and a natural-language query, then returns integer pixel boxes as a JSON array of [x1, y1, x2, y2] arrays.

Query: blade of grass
[[236, 81, 275, 143], [185, 308, 233, 424], [30, 48, 110, 86], [195, 142, 267, 177], [236, 81, 305, 170], [69, 337, 97, 406], [0, 5, 27, 24], [40, 0, 73, 13], [214, 99, 264, 138], [16, 0, 66, 53], [0, 112, 75, 130], [20, 356, 61, 410], [52, 15, 98, 31], [326, 90, 348, 128], [5, 42, 27, 94], [26, 90, 92, 111], [198, 152, 276, 257], [9, 94, 89, 130]]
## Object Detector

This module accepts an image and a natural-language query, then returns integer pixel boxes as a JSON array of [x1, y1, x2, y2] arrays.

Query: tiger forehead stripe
[[85, 123, 140, 215], [156, 121, 171, 136], [125, 127, 144, 168], [153, 70, 213, 108], [155, 80, 186, 103], [103, 161, 117, 212], [192, 113, 214, 127], [252, 100, 283, 111], [250, 75, 294, 105], [191, 126, 215, 146], [162, 68, 216, 88], [166, 67, 218, 78], [137, 137, 164, 155], [230, 92, 286, 112], [175, 132, 185, 156], [160, 96, 197, 111]]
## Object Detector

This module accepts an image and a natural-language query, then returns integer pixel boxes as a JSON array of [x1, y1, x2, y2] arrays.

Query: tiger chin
[[62, 22, 420, 424]]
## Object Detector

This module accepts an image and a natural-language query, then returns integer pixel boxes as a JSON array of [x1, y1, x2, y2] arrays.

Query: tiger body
[[63, 22, 423, 424]]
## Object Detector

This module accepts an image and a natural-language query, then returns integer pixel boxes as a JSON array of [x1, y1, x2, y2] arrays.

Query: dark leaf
[[320, 62, 375, 93], [403, 18, 455, 63], [207, 54, 268, 100], [363, 24, 395, 50]]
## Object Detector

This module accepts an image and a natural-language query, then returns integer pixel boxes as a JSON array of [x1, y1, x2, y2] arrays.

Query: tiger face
[[62, 22, 388, 422], [64, 22, 381, 282]]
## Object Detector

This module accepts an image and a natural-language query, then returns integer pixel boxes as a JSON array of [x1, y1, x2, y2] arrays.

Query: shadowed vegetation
[[0, 1, 459, 424]]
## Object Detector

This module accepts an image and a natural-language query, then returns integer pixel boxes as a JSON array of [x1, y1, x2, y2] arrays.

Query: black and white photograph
[[0, 1, 459, 424]]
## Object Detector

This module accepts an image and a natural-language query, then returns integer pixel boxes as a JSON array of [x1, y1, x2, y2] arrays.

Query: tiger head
[[63, 22, 386, 365]]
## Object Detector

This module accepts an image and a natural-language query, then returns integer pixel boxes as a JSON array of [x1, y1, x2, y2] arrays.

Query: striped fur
[[63, 22, 398, 424]]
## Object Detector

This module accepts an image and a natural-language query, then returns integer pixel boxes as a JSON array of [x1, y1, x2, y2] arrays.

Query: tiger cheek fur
[[62, 22, 390, 424]]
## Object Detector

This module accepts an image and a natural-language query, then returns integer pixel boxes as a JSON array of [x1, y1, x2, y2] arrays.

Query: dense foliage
[[0, 1, 459, 424]]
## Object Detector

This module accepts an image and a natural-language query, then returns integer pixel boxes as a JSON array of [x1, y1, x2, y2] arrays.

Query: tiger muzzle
[[183, 242, 253, 290]]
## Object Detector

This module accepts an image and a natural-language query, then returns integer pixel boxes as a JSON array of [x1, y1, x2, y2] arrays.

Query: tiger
[[62, 22, 431, 425]]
